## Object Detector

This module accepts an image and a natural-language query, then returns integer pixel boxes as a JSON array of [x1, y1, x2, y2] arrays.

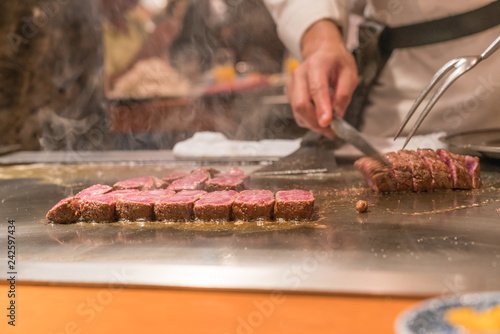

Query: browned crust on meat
[[385, 152, 413, 192], [274, 199, 314, 221], [398, 150, 432, 192], [194, 204, 233, 221], [116, 199, 154, 221], [46, 197, 80, 223], [232, 200, 274, 221], [154, 202, 194, 221], [417, 148, 453, 190], [354, 157, 397, 193], [80, 200, 116, 222]]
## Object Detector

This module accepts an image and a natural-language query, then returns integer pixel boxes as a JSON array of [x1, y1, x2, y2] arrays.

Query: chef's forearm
[[262, 0, 349, 60], [301, 19, 344, 60]]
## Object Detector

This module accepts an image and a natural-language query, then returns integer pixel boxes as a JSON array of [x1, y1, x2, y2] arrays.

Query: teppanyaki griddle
[[1, 154, 500, 296]]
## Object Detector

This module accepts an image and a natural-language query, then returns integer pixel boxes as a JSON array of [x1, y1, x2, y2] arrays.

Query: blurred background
[[0, 0, 306, 152]]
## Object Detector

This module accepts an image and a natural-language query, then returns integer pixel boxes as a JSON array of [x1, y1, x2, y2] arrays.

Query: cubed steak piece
[[398, 150, 432, 192], [155, 190, 206, 222], [113, 176, 151, 190], [218, 167, 249, 179], [116, 191, 174, 221], [232, 190, 275, 221], [205, 167, 250, 192], [73, 184, 113, 211], [385, 152, 413, 192], [80, 191, 131, 222], [46, 197, 80, 223], [274, 189, 315, 221], [417, 148, 453, 190], [205, 175, 246, 192], [143, 189, 175, 197], [191, 168, 220, 178], [141, 177, 168, 191], [437, 149, 472, 189], [162, 172, 188, 185], [194, 190, 238, 221], [168, 171, 210, 192], [354, 157, 397, 193], [114, 176, 166, 191]]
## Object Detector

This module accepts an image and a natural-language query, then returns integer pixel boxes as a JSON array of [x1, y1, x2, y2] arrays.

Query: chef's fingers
[[287, 66, 313, 128], [331, 53, 358, 118], [307, 61, 333, 128], [287, 68, 335, 138]]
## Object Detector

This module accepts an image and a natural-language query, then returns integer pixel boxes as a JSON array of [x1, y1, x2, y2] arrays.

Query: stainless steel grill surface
[[1, 156, 500, 296]]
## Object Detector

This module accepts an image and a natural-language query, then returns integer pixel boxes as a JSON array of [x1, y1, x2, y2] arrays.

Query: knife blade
[[252, 131, 341, 176], [330, 113, 390, 165]]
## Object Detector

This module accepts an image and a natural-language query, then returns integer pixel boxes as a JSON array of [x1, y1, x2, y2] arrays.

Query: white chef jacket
[[263, 0, 500, 137]]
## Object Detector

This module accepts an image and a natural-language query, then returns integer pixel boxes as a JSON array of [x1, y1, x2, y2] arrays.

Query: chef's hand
[[287, 19, 358, 138]]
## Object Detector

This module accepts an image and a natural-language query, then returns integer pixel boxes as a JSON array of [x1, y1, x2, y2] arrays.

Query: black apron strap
[[381, 1, 500, 54]]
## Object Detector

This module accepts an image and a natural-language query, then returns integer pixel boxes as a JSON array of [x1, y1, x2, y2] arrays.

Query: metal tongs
[[394, 35, 500, 148]]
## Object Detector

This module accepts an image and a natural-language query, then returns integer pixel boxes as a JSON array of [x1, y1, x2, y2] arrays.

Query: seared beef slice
[[232, 190, 275, 221], [354, 157, 397, 193], [465, 155, 481, 189], [155, 190, 206, 221], [417, 148, 453, 190], [114, 176, 166, 191], [168, 170, 210, 192], [385, 152, 413, 192], [398, 150, 432, 192], [113, 176, 152, 190], [194, 190, 238, 221], [437, 149, 472, 189], [162, 172, 188, 185], [274, 189, 315, 221], [80, 192, 129, 222], [46, 197, 80, 223], [73, 184, 113, 211], [356, 149, 480, 192], [205, 167, 249, 192], [116, 190, 174, 221]]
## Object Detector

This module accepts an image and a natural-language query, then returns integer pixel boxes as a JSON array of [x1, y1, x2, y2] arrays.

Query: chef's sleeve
[[262, 0, 350, 59]]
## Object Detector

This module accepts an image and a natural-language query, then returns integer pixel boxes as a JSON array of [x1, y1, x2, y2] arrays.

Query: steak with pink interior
[[116, 190, 174, 221], [162, 172, 188, 185], [46, 197, 80, 224], [113, 176, 166, 191], [155, 190, 206, 221], [232, 190, 275, 221], [192, 168, 220, 178], [194, 190, 238, 221], [168, 171, 210, 191], [217, 167, 249, 179], [80, 191, 132, 222], [437, 149, 472, 189], [398, 150, 432, 192], [141, 177, 168, 191], [205, 175, 245, 192], [417, 148, 453, 190], [354, 157, 397, 193], [274, 189, 315, 221], [355, 149, 480, 192], [465, 155, 481, 189], [73, 184, 113, 211], [113, 176, 151, 190]]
